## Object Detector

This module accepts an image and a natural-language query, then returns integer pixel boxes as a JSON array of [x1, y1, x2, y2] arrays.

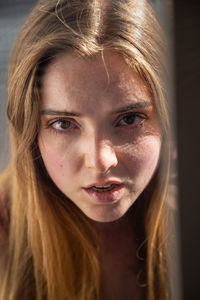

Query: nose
[[84, 138, 118, 174]]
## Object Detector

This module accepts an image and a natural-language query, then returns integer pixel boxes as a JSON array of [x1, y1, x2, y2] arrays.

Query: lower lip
[[84, 184, 124, 203]]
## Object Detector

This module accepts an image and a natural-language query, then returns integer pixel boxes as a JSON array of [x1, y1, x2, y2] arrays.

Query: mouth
[[83, 181, 124, 203], [89, 183, 118, 192]]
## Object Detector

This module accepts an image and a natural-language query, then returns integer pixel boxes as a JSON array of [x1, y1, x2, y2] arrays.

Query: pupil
[[60, 120, 70, 129], [124, 114, 135, 124]]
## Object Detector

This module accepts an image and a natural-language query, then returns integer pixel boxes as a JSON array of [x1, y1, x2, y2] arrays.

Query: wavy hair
[[0, 0, 171, 299]]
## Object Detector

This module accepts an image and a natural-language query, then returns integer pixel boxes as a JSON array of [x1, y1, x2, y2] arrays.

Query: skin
[[38, 51, 162, 223]]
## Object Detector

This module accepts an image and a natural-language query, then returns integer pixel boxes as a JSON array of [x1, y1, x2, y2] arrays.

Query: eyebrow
[[40, 101, 152, 117], [113, 101, 152, 114], [40, 109, 81, 117]]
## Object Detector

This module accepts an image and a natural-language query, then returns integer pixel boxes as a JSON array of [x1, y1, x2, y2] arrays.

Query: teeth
[[91, 184, 116, 192], [95, 184, 112, 188]]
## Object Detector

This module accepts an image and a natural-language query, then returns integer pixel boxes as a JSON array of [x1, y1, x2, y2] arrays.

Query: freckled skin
[[38, 51, 162, 222]]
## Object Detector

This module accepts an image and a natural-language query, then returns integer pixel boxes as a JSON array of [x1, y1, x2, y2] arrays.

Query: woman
[[0, 0, 171, 299]]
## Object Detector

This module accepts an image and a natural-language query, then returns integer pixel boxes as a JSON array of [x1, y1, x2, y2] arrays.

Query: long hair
[[0, 0, 171, 299]]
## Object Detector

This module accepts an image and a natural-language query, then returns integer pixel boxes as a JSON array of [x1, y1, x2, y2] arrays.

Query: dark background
[[174, 0, 200, 299], [0, 0, 200, 299]]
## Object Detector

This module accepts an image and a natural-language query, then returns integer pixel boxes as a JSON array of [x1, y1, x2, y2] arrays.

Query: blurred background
[[0, 0, 200, 299], [0, 0, 37, 171]]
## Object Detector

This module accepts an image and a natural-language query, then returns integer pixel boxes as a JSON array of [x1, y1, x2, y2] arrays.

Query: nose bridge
[[84, 130, 118, 172]]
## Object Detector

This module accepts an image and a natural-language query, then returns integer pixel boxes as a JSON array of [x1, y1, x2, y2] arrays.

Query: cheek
[[125, 135, 161, 180], [38, 135, 74, 179]]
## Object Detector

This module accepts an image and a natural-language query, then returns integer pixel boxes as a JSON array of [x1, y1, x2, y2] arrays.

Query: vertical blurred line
[[165, 1, 182, 300], [151, 1, 182, 299]]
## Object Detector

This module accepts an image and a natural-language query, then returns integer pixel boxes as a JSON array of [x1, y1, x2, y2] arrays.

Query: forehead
[[40, 51, 152, 109]]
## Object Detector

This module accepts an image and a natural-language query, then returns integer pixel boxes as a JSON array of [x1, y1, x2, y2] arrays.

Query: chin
[[82, 204, 129, 223]]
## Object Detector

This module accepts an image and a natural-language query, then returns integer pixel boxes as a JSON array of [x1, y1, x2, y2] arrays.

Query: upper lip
[[84, 180, 123, 189]]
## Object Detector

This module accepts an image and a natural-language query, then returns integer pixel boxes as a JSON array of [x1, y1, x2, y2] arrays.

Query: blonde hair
[[0, 0, 171, 299]]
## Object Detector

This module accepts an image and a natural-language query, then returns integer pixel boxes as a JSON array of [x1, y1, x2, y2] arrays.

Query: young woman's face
[[38, 51, 162, 222]]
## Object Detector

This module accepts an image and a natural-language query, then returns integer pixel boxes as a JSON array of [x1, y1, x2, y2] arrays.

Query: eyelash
[[46, 112, 147, 134], [115, 112, 147, 128], [47, 118, 78, 134]]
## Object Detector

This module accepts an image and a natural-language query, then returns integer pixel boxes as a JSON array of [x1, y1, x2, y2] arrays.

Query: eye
[[116, 112, 146, 127], [49, 119, 77, 131]]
